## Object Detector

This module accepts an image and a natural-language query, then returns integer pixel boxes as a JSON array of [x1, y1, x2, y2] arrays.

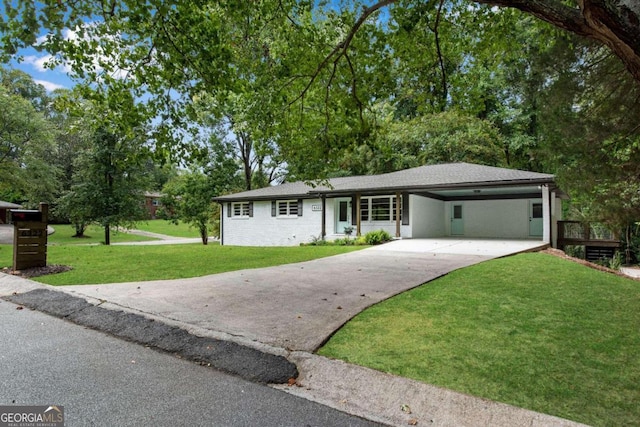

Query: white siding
[[443, 199, 540, 239], [222, 199, 323, 246], [410, 195, 445, 238]]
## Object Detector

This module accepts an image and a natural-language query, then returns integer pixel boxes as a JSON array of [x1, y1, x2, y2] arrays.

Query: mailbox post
[[11, 203, 49, 271]]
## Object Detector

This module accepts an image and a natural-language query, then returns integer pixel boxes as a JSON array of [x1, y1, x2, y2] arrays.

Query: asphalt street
[[0, 298, 381, 427]]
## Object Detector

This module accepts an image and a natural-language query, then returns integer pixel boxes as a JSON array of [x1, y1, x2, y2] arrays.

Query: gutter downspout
[[321, 195, 326, 240], [395, 191, 401, 238], [219, 202, 224, 246], [356, 193, 361, 237]]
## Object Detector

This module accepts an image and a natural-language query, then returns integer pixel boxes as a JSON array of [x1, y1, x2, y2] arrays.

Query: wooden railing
[[557, 221, 620, 250]]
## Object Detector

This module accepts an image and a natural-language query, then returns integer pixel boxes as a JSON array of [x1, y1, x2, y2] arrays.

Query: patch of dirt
[[2, 264, 73, 278], [541, 248, 638, 280]]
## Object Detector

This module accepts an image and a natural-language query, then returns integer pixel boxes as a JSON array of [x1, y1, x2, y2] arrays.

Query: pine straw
[[2, 264, 73, 279], [541, 247, 639, 280]]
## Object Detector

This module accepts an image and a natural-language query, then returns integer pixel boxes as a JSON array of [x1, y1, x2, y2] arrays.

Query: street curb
[[3, 288, 298, 384], [274, 352, 590, 427]]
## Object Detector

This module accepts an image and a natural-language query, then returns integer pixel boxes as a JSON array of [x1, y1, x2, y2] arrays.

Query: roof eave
[[313, 177, 556, 196], [214, 177, 557, 202]]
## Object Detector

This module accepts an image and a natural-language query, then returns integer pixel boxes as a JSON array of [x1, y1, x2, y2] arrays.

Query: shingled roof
[[0, 201, 23, 209], [214, 162, 555, 201]]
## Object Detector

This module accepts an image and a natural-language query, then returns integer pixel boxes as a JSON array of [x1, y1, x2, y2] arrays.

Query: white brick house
[[214, 163, 566, 247]]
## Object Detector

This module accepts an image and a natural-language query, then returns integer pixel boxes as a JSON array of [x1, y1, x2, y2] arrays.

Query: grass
[[318, 253, 640, 427], [0, 243, 364, 285], [48, 224, 156, 245], [133, 220, 202, 238]]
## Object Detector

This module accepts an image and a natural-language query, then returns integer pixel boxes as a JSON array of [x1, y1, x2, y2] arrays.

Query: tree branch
[[344, 52, 364, 123], [474, 0, 640, 83], [289, 0, 395, 106], [433, 0, 448, 111]]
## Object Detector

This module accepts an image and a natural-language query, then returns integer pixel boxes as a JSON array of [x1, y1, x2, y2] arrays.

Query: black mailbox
[[9, 209, 43, 223]]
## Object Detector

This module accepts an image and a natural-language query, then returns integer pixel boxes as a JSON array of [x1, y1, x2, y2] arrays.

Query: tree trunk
[[473, 0, 640, 84], [625, 224, 632, 265], [199, 225, 208, 245], [104, 224, 111, 245], [73, 221, 86, 237]]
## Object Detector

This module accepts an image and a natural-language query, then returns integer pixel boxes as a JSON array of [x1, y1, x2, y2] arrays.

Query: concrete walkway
[[114, 228, 217, 245], [0, 238, 590, 427]]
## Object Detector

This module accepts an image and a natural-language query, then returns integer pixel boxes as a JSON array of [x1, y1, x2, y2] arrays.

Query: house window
[[362, 196, 400, 222], [152, 199, 160, 207], [233, 202, 250, 217], [278, 200, 298, 217], [360, 199, 369, 221]]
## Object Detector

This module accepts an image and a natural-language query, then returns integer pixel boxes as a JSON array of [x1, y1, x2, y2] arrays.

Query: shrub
[[354, 236, 368, 246], [364, 229, 392, 245], [333, 237, 355, 246]]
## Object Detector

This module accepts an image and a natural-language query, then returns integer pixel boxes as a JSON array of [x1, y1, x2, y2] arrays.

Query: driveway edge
[[0, 278, 297, 385]]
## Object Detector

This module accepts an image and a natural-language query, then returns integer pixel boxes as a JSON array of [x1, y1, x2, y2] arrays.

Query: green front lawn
[[0, 244, 364, 285], [319, 253, 640, 426], [133, 220, 202, 238]]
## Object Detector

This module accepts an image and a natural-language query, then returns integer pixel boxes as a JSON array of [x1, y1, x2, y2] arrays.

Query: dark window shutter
[[271, 201, 276, 217], [402, 193, 410, 225], [249, 202, 254, 217], [351, 196, 357, 225], [227, 203, 231, 217], [297, 199, 303, 216]]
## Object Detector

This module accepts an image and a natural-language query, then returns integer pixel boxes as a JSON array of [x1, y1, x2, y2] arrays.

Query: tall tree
[[161, 171, 219, 245], [0, 68, 49, 112], [68, 125, 150, 245], [536, 37, 640, 231], [0, 82, 58, 205], [55, 86, 154, 244], [161, 132, 243, 244]]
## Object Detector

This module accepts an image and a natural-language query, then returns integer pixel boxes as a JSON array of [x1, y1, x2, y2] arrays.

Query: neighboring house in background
[[144, 192, 163, 219], [214, 162, 567, 247], [0, 201, 23, 224]]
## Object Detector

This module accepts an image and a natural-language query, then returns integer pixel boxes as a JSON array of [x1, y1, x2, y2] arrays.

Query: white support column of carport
[[542, 184, 551, 245], [395, 191, 401, 238], [550, 188, 559, 248]]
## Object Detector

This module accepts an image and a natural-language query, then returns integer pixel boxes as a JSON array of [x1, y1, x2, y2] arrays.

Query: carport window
[[232, 202, 250, 218], [532, 203, 543, 218], [453, 204, 462, 219]]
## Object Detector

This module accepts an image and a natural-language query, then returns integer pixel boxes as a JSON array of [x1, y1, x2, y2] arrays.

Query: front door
[[529, 201, 543, 237], [335, 198, 351, 234], [451, 203, 464, 235]]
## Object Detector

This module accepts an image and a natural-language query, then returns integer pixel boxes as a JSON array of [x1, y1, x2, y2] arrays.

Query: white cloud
[[22, 54, 73, 74], [34, 79, 66, 92], [22, 55, 51, 72]]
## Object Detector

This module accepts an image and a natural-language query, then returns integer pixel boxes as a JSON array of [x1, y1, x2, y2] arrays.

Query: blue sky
[[9, 48, 75, 92]]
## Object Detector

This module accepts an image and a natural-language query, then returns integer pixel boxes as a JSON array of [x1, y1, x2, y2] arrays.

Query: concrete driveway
[[0, 223, 55, 244], [59, 238, 545, 352]]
